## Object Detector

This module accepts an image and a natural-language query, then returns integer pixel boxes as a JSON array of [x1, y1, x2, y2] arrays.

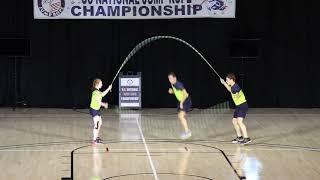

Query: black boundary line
[[246, 143, 320, 152], [147, 139, 320, 152], [184, 142, 245, 180], [135, 154, 162, 157], [0, 139, 319, 152], [70, 145, 92, 180], [68, 140, 244, 180], [0, 140, 89, 150], [157, 141, 245, 180], [103, 172, 213, 180], [0, 139, 318, 179], [73, 151, 221, 155], [66, 138, 320, 179]]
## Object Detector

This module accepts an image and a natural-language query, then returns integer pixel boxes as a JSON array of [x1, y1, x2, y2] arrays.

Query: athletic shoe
[[181, 131, 192, 140], [96, 137, 103, 144], [232, 136, 244, 144], [240, 138, 252, 145]]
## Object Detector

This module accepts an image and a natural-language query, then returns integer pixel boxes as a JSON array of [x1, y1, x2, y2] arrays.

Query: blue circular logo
[[127, 79, 133, 85], [38, 0, 65, 17], [207, 0, 227, 11]]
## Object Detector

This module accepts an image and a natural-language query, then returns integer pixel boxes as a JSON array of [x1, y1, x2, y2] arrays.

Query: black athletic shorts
[[233, 102, 248, 118], [89, 108, 101, 117], [177, 97, 192, 112]]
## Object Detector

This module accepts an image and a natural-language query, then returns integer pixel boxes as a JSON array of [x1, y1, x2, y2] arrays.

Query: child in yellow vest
[[220, 73, 251, 145], [168, 72, 192, 140], [90, 78, 112, 145]]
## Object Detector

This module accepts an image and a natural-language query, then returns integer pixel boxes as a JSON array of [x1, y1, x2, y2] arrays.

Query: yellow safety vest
[[231, 90, 247, 106], [172, 86, 184, 102], [90, 90, 103, 110]]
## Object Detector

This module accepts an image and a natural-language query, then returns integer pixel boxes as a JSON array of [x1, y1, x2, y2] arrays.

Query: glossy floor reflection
[[0, 107, 319, 180]]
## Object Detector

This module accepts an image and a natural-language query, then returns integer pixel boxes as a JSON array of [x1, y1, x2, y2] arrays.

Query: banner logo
[[127, 79, 133, 85], [38, 0, 65, 17], [207, 0, 226, 11], [34, 0, 235, 19]]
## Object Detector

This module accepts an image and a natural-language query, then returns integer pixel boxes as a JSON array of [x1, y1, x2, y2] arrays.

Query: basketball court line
[[135, 116, 159, 180], [8, 139, 315, 180], [0, 148, 319, 152], [103, 172, 213, 180]]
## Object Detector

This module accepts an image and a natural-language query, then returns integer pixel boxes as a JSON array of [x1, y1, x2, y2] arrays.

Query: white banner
[[119, 73, 141, 108], [34, 0, 236, 19], [120, 78, 140, 86]]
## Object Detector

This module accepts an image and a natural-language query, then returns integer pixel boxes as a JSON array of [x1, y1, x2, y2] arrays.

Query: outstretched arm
[[101, 85, 112, 97], [220, 78, 231, 92]]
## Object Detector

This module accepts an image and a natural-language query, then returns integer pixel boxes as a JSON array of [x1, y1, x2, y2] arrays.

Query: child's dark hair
[[168, 72, 176, 77], [226, 73, 236, 82], [92, 78, 101, 90]]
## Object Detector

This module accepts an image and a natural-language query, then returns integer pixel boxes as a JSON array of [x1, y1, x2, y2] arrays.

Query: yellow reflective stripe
[[173, 86, 183, 102], [231, 90, 247, 106], [90, 90, 102, 110]]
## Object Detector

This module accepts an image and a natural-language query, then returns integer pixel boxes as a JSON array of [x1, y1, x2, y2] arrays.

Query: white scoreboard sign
[[119, 72, 141, 108]]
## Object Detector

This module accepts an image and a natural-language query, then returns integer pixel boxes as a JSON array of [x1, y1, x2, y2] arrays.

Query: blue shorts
[[89, 108, 101, 117], [177, 97, 192, 112], [233, 103, 248, 118]]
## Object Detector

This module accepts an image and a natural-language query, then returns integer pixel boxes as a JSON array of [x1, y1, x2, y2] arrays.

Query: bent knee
[[232, 118, 238, 124], [178, 112, 185, 118], [93, 116, 100, 122]]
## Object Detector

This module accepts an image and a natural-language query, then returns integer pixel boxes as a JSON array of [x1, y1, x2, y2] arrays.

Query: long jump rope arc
[[111, 36, 222, 85]]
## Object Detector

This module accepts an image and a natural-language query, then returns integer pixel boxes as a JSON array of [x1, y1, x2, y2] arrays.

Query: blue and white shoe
[[96, 137, 103, 143], [240, 138, 252, 145]]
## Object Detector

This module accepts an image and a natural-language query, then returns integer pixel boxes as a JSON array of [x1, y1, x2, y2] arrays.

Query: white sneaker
[[181, 131, 192, 140]]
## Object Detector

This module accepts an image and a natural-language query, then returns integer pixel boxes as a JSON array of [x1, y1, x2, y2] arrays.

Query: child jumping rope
[[90, 78, 112, 145], [168, 72, 192, 140], [220, 73, 251, 145]]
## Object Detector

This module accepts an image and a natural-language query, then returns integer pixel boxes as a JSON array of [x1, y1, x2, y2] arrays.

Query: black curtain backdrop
[[0, 0, 319, 108]]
